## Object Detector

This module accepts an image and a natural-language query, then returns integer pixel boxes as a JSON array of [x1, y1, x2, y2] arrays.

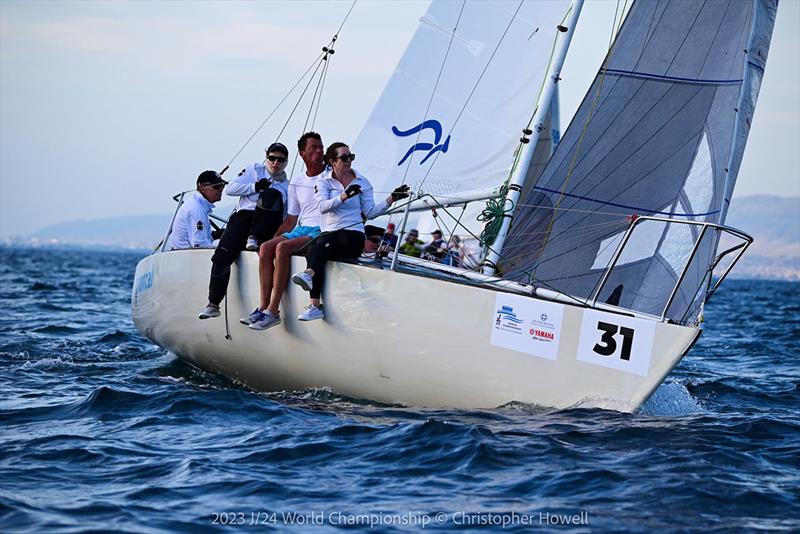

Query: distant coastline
[[3, 195, 797, 281]]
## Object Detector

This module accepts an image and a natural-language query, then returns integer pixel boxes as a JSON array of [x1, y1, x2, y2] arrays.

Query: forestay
[[354, 0, 573, 201], [502, 0, 777, 323]]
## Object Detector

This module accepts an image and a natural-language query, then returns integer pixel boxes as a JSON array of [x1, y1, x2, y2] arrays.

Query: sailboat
[[131, 0, 778, 412]]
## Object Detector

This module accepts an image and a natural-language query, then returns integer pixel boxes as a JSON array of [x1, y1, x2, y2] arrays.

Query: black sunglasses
[[335, 153, 356, 162], [266, 155, 287, 163], [367, 236, 381, 244], [210, 183, 225, 190]]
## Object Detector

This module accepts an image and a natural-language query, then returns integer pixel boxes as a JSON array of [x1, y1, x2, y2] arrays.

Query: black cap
[[364, 225, 384, 238], [431, 229, 443, 236], [197, 170, 226, 186], [267, 142, 289, 157]]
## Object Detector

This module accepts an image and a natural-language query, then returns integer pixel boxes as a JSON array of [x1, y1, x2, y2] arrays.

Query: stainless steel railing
[[591, 216, 753, 325]]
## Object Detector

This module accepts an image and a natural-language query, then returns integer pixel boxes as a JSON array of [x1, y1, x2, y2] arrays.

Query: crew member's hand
[[255, 178, 271, 192], [211, 228, 225, 240], [391, 184, 411, 202], [344, 184, 362, 199]]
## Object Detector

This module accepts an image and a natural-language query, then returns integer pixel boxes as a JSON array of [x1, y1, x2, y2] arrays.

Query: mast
[[482, 0, 584, 276]]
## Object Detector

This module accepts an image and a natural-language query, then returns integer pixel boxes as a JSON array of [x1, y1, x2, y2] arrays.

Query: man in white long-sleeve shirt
[[166, 170, 226, 250], [198, 143, 290, 320]]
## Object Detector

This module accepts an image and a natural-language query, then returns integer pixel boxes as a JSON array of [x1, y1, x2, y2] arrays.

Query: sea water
[[1, 247, 797, 531]]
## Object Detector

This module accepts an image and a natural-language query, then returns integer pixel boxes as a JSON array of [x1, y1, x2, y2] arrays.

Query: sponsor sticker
[[490, 293, 564, 360], [133, 267, 155, 306], [576, 309, 656, 376]]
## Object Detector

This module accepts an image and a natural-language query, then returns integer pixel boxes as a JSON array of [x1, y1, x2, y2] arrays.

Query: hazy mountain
[[724, 195, 799, 280], [10, 195, 800, 279], [24, 214, 172, 250]]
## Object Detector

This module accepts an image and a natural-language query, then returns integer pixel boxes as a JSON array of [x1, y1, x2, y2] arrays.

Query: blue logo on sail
[[392, 119, 451, 166]]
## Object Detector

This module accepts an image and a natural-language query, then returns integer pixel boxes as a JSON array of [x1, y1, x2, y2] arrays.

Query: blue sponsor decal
[[495, 305, 525, 330], [392, 119, 451, 166], [134, 268, 154, 301]]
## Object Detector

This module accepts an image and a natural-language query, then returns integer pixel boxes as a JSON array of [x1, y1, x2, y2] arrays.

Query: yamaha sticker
[[490, 293, 564, 360]]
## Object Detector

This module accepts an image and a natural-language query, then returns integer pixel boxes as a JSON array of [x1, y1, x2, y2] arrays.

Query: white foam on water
[[640, 381, 704, 416], [20, 357, 74, 370]]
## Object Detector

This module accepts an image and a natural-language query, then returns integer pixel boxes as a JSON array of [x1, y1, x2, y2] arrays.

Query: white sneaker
[[298, 304, 324, 321], [198, 305, 220, 319], [292, 271, 314, 292], [245, 236, 259, 251], [240, 308, 262, 325], [249, 311, 282, 330]]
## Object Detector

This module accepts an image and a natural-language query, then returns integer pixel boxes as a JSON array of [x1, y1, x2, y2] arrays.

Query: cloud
[[2, 15, 325, 77], [1, 4, 416, 81]]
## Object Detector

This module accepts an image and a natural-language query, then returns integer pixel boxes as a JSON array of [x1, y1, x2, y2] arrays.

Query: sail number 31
[[593, 321, 635, 361], [578, 311, 653, 376]]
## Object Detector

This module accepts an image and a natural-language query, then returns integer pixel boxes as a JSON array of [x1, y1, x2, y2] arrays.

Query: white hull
[[131, 250, 699, 412]]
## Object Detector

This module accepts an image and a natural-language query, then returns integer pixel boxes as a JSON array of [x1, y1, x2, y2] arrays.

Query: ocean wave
[[30, 325, 83, 335], [2, 249, 798, 531], [29, 282, 58, 291], [96, 330, 132, 343], [20, 356, 75, 371]]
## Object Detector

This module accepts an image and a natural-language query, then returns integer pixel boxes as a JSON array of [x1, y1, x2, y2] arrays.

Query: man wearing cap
[[198, 143, 290, 320], [422, 229, 447, 262], [166, 170, 226, 251], [380, 222, 398, 249], [363, 225, 385, 254]]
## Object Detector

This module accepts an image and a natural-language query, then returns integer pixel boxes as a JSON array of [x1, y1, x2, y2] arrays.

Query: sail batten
[[600, 68, 743, 86]]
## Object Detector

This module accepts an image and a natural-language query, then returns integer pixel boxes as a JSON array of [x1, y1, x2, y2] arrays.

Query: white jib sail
[[353, 0, 573, 202]]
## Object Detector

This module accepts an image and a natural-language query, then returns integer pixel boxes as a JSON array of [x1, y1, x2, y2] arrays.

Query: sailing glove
[[391, 184, 411, 201], [344, 184, 362, 198], [255, 178, 272, 192], [211, 228, 225, 240]]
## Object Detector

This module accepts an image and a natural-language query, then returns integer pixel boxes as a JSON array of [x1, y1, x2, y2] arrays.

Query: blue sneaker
[[240, 308, 263, 325], [249, 311, 282, 331], [298, 304, 324, 322]]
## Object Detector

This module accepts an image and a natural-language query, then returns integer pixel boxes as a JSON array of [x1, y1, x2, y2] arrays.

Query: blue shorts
[[282, 225, 321, 241]]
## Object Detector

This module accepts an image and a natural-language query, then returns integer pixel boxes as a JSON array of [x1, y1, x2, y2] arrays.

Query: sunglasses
[[335, 153, 356, 162], [266, 155, 287, 163], [367, 237, 381, 244]]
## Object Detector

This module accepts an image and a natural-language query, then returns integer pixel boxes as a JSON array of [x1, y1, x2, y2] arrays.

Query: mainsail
[[502, 0, 777, 322], [354, 0, 573, 200]]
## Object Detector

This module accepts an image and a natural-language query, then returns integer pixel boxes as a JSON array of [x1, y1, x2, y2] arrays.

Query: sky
[[1, 0, 798, 238]]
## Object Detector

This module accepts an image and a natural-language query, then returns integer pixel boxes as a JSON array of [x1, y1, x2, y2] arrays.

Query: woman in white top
[[291, 142, 409, 321]]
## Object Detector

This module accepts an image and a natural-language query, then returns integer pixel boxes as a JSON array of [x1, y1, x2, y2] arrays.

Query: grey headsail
[[501, 0, 777, 322]]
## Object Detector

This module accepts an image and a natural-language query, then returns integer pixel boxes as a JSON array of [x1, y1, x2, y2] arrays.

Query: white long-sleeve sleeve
[[314, 169, 389, 233], [166, 192, 215, 250]]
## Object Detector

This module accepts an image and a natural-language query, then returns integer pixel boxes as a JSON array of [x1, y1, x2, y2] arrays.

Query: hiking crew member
[[166, 170, 226, 251], [198, 143, 289, 320], [290, 142, 409, 321]]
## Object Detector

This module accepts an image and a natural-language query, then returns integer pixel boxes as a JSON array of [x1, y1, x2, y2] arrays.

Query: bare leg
[[266, 236, 311, 316], [258, 237, 285, 311]]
